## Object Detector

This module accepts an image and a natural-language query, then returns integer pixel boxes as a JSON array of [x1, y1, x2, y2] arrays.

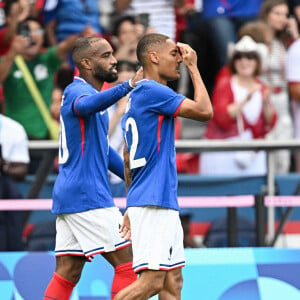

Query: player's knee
[[56, 256, 85, 283]]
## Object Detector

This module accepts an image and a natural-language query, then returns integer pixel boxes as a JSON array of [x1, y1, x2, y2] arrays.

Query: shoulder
[[1, 115, 27, 136]]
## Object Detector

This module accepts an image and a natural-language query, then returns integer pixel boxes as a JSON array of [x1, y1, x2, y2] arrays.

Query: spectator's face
[[157, 39, 182, 81], [118, 20, 138, 44], [267, 4, 289, 31], [90, 40, 118, 83], [24, 20, 44, 57], [234, 52, 258, 77]]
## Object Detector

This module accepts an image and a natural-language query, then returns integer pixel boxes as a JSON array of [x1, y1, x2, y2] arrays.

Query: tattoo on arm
[[123, 144, 132, 192]]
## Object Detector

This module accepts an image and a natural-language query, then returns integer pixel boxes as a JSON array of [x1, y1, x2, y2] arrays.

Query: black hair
[[72, 36, 104, 69], [136, 33, 169, 65], [112, 15, 136, 37]]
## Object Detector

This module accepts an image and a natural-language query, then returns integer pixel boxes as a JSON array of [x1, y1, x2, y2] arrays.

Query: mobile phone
[[17, 22, 31, 38], [138, 13, 149, 29]]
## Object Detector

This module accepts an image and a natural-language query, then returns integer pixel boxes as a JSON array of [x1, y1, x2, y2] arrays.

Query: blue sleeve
[[108, 146, 124, 180], [74, 81, 133, 116], [146, 83, 185, 116]]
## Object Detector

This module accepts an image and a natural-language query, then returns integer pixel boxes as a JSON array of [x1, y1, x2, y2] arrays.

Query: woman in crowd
[[200, 36, 277, 176], [259, 0, 299, 173]]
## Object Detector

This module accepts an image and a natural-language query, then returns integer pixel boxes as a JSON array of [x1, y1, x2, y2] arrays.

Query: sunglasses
[[233, 52, 258, 60]]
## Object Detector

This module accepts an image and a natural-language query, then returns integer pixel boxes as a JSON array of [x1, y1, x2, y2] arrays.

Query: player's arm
[[123, 144, 132, 193], [74, 68, 143, 115], [175, 42, 213, 122], [289, 82, 300, 101], [108, 146, 124, 180]]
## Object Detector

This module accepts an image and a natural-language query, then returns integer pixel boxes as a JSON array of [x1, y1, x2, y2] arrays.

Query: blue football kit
[[52, 76, 133, 214], [121, 80, 185, 211]]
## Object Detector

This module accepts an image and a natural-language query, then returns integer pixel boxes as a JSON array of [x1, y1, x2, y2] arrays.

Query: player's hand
[[119, 210, 131, 240], [176, 42, 197, 68], [129, 67, 143, 87]]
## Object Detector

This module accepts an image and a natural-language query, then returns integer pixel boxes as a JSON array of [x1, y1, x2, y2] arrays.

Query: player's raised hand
[[129, 67, 143, 87], [119, 210, 131, 240], [176, 42, 197, 68]]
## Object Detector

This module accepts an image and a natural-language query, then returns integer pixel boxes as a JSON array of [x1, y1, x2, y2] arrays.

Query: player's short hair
[[72, 36, 104, 69], [136, 33, 169, 66]]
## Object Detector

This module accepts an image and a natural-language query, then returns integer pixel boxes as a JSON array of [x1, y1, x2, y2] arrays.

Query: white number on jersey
[[125, 117, 146, 169], [58, 115, 69, 164]]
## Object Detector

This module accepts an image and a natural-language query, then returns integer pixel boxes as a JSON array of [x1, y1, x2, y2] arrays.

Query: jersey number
[[58, 115, 69, 164], [125, 117, 146, 169]]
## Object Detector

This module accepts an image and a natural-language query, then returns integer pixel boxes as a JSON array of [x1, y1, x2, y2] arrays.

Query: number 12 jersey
[[121, 80, 185, 211]]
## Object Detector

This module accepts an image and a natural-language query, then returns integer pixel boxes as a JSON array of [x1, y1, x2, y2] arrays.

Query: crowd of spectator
[[0, 0, 300, 250]]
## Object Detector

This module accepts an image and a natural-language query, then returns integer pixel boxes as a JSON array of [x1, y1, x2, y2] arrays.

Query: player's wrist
[[128, 79, 135, 89]]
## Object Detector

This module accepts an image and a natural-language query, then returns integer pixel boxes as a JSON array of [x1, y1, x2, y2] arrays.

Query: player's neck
[[81, 74, 104, 91], [144, 71, 167, 85]]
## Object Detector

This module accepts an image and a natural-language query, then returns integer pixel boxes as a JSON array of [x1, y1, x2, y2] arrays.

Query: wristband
[[128, 79, 134, 89]]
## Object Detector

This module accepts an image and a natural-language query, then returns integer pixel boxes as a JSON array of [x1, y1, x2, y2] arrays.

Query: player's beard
[[94, 65, 118, 83]]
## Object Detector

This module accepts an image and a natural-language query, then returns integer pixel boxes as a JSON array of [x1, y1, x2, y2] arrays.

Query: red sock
[[44, 272, 76, 300], [111, 262, 137, 299]]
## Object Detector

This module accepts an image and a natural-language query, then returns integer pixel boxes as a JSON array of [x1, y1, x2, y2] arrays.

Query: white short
[[128, 206, 185, 273], [55, 207, 131, 261]]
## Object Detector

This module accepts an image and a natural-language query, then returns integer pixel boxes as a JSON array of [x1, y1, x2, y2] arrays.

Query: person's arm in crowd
[[45, 19, 58, 46], [108, 146, 125, 180], [175, 42, 213, 121], [114, 0, 132, 13], [55, 25, 101, 61], [289, 83, 300, 101], [55, 32, 81, 61], [262, 86, 276, 126], [174, 0, 185, 8], [0, 35, 29, 83], [74, 67, 143, 115], [227, 85, 260, 119], [3, 0, 31, 48], [2, 162, 28, 181]]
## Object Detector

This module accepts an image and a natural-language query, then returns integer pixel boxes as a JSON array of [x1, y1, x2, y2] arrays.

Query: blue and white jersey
[[121, 80, 185, 210], [53, 77, 114, 214]]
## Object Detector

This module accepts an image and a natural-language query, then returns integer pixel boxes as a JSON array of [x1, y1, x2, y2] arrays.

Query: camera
[[137, 13, 149, 29]]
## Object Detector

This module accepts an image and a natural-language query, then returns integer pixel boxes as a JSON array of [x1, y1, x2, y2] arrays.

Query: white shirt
[[120, 0, 176, 40], [0, 114, 30, 163]]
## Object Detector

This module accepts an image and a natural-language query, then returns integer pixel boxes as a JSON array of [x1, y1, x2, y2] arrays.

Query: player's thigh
[[102, 243, 133, 267], [159, 268, 183, 299]]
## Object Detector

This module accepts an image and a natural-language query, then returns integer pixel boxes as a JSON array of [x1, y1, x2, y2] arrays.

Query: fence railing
[[28, 139, 300, 244]]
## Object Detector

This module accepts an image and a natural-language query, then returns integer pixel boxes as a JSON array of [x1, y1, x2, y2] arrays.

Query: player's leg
[[44, 255, 86, 300], [44, 215, 87, 300], [69, 206, 136, 299], [114, 269, 167, 300], [159, 268, 183, 300], [102, 244, 137, 299]]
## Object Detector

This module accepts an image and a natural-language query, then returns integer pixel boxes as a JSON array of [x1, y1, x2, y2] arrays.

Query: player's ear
[[81, 58, 92, 70], [149, 51, 159, 64]]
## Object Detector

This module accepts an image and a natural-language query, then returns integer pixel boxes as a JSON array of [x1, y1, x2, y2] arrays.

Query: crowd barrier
[[25, 139, 300, 246]]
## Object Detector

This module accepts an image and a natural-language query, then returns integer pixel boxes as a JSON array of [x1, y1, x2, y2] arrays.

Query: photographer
[[0, 113, 30, 251]]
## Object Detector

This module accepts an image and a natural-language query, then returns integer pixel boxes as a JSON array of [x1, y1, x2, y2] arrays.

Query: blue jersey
[[52, 76, 131, 214], [121, 80, 185, 210]]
